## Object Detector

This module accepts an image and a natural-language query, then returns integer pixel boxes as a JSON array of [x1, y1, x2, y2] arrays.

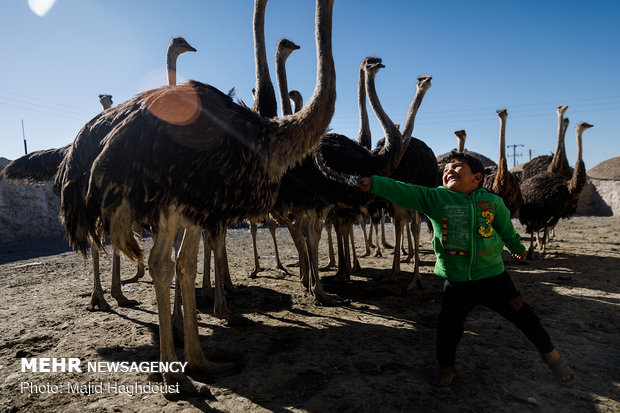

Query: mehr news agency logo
[[19, 357, 186, 396]]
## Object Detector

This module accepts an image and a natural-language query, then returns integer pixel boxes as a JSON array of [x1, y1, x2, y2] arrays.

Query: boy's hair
[[439, 151, 486, 187]]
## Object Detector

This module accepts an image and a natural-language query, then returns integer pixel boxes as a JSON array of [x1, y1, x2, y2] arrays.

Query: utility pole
[[528, 149, 532, 161], [506, 144, 524, 168], [21, 119, 28, 154]]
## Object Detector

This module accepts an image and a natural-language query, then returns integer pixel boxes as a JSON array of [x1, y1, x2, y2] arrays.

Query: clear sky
[[2, 0, 619, 170]]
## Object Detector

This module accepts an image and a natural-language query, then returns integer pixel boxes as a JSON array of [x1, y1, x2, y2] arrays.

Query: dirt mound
[[587, 156, 620, 180]]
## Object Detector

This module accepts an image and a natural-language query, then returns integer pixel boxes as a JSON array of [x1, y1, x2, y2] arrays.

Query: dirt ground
[[1, 216, 619, 412]]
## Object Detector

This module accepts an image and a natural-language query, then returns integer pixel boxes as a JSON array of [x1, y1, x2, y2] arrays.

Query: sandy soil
[[1, 216, 619, 412]]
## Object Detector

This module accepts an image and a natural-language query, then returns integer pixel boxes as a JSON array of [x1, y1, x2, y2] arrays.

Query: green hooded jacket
[[370, 175, 526, 282]]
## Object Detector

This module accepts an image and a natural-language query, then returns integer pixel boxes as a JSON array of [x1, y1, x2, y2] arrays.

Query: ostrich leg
[[333, 219, 352, 280], [320, 219, 336, 271], [110, 249, 139, 307], [349, 223, 361, 273], [359, 215, 372, 257], [88, 243, 110, 311], [268, 218, 290, 276], [381, 213, 393, 249], [121, 224, 146, 284], [406, 211, 423, 290], [401, 220, 414, 262], [148, 215, 210, 395], [299, 212, 344, 305], [249, 222, 263, 278], [201, 232, 214, 301], [176, 226, 235, 370]]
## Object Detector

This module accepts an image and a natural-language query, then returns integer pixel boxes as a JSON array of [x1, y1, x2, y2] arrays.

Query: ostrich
[[483, 109, 523, 217], [322, 56, 378, 272], [274, 57, 405, 296], [518, 121, 594, 257], [247, 37, 300, 279], [289, 89, 303, 113], [315, 60, 433, 283], [520, 105, 571, 181], [454, 129, 466, 153], [59, 0, 336, 393], [372, 76, 437, 288]]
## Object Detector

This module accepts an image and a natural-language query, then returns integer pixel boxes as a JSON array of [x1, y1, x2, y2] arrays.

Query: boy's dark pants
[[437, 271, 555, 368]]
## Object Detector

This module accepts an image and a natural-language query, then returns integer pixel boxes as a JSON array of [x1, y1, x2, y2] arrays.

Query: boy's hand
[[513, 251, 527, 260], [356, 177, 371, 192]]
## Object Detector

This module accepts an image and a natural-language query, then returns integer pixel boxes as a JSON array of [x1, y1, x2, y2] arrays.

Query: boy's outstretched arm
[[357, 177, 371, 192]]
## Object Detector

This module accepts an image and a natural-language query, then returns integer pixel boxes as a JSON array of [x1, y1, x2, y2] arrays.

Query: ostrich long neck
[[356, 61, 371, 150], [401, 76, 431, 139], [548, 106, 570, 174], [569, 124, 586, 196], [455, 131, 466, 153], [166, 47, 178, 86], [366, 68, 403, 175], [252, 0, 277, 118], [276, 46, 293, 116], [495, 111, 508, 184], [272, 0, 336, 172]]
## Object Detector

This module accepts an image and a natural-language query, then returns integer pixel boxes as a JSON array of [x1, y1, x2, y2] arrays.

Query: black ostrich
[[58, 0, 336, 393], [315, 59, 433, 283], [273, 57, 404, 301], [518, 121, 594, 257]]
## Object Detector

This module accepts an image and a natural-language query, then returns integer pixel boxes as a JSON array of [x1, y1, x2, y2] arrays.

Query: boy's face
[[442, 160, 482, 195]]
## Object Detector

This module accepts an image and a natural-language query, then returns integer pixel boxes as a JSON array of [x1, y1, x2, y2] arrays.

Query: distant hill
[[587, 156, 620, 180]]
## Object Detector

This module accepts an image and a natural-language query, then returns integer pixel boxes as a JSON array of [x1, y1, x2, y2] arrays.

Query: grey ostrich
[[483, 109, 523, 217], [518, 121, 594, 257], [59, 0, 336, 393], [520, 105, 571, 180]]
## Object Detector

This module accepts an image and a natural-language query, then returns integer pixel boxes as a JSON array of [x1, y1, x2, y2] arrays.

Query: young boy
[[356, 152, 575, 387]]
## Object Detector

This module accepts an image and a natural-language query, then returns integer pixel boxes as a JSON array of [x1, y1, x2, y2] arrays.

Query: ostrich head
[[276, 38, 300, 60], [98, 94, 113, 110], [168, 36, 197, 58], [496, 108, 507, 119], [557, 105, 568, 117]]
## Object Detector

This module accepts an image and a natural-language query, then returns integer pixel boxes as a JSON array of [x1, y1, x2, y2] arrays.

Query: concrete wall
[[576, 178, 620, 216], [0, 177, 63, 243]]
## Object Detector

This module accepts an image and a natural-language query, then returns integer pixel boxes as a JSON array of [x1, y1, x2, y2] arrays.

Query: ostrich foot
[[287, 261, 300, 268], [314, 290, 347, 306], [87, 294, 111, 312], [248, 267, 265, 279], [121, 267, 145, 285], [406, 275, 423, 291], [114, 295, 140, 308], [401, 256, 413, 264], [319, 263, 336, 272], [383, 242, 393, 249], [186, 355, 235, 374], [213, 307, 253, 326], [374, 251, 382, 258], [352, 262, 362, 273], [359, 251, 370, 258], [276, 263, 291, 277], [163, 372, 211, 398]]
